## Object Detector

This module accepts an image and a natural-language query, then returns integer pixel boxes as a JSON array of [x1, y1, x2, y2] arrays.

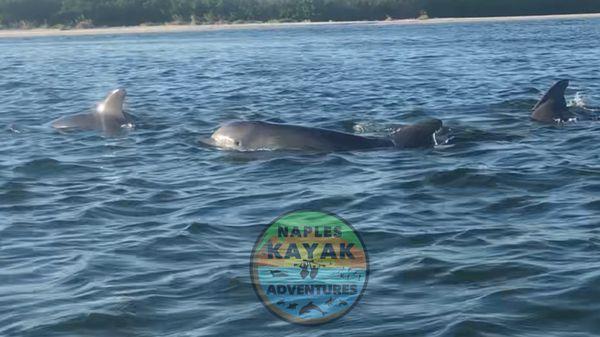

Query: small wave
[[569, 91, 587, 108], [13, 158, 102, 177], [569, 92, 600, 114], [440, 261, 548, 285], [353, 121, 375, 133], [0, 81, 34, 90], [0, 181, 46, 205], [83, 199, 180, 218], [6, 123, 22, 134], [426, 168, 499, 188], [439, 318, 516, 337], [34, 311, 139, 334]]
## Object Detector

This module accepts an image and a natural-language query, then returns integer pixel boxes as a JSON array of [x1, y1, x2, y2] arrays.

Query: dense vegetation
[[1, 0, 599, 28]]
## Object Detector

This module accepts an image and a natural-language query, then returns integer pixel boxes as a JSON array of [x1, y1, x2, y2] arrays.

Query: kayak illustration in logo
[[250, 210, 369, 325]]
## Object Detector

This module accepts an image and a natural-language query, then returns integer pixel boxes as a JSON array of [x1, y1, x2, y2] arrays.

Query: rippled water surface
[[2, 18, 600, 337]]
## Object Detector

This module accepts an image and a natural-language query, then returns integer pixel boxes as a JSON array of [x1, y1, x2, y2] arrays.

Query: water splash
[[569, 91, 587, 108]]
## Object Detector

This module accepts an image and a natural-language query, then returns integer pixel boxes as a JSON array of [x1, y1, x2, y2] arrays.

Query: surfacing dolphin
[[203, 119, 443, 152], [531, 79, 573, 123], [51, 89, 134, 135]]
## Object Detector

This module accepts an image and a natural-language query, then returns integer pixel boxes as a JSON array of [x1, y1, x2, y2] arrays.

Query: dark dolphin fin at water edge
[[531, 79, 572, 123]]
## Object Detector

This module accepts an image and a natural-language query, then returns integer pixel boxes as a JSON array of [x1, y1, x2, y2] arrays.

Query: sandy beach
[[0, 12, 599, 39]]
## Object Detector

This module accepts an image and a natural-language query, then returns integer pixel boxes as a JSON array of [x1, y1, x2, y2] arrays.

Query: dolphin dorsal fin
[[97, 89, 127, 116], [532, 80, 568, 111]]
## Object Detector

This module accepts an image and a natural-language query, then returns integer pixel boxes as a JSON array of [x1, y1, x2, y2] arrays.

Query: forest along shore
[[1, 13, 600, 39]]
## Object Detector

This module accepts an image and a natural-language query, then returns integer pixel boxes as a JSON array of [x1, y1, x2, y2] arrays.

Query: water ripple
[[1, 18, 600, 337]]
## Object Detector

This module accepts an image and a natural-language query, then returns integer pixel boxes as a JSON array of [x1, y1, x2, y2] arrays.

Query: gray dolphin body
[[531, 80, 572, 123], [205, 119, 442, 152], [51, 89, 133, 135]]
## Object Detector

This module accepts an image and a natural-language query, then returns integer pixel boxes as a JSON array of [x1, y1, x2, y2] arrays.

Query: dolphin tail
[[532, 79, 569, 112], [391, 118, 442, 149]]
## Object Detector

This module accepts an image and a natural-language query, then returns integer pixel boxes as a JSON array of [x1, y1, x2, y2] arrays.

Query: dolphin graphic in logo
[[299, 302, 326, 317]]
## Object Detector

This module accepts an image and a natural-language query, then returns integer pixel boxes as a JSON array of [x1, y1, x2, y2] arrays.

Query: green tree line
[[1, 0, 599, 28]]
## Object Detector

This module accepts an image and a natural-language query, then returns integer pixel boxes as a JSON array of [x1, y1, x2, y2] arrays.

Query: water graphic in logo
[[250, 210, 369, 325]]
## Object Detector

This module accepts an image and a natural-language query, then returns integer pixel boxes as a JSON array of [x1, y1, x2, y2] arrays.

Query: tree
[[1, 0, 600, 28]]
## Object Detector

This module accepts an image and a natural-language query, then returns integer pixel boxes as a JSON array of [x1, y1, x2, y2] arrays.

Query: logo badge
[[250, 210, 369, 325]]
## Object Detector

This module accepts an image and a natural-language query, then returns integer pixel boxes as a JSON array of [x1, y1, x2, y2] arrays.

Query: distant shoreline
[[1, 12, 599, 39]]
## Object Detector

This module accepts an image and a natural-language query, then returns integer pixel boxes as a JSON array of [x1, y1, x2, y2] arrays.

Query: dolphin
[[269, 270, 288, 277], [203, 119, 442, 152], [299, 302, 326, 316], [51, 89, 133, 135], [531, 80, 573, 123]]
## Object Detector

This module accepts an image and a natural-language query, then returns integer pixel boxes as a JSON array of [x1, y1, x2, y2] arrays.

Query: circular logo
[[250, 210, 369, 325]]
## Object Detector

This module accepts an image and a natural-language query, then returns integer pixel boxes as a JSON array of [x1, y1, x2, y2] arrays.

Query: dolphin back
[[208, 121, 392, 152], [51, 113, 100, 131], [51, 88, 133, 135], [391, 118, 442, 148]]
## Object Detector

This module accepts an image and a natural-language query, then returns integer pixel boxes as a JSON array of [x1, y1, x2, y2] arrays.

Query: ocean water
[[2, 18, 600, 337]]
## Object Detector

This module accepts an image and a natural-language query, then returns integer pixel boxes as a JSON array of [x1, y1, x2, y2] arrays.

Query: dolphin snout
[[111, 88, 127, 97]]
